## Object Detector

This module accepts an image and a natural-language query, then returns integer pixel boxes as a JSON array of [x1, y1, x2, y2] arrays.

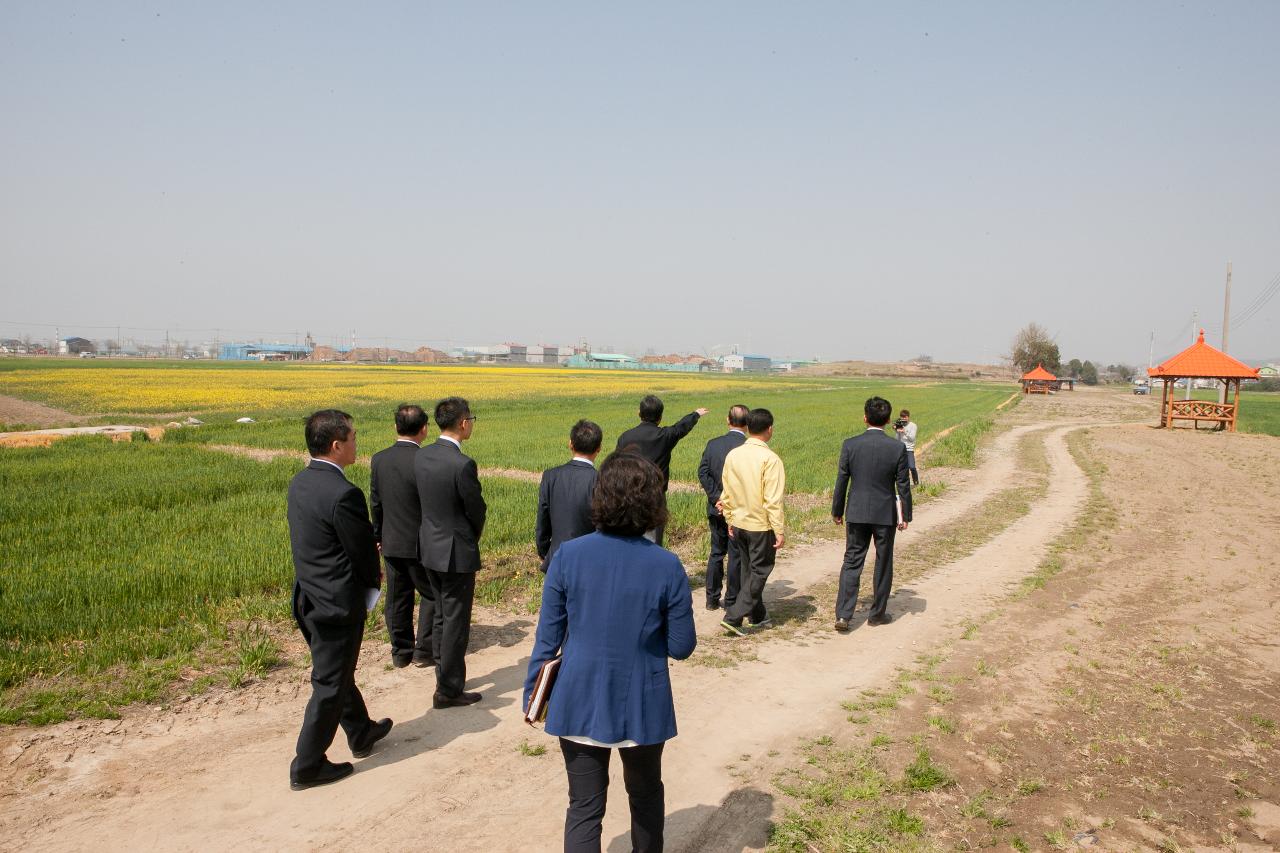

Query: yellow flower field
[[0, 363, 811, 415]]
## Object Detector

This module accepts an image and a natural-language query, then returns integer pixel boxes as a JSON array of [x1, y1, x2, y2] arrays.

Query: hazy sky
[[3, 2, 1278, 364]]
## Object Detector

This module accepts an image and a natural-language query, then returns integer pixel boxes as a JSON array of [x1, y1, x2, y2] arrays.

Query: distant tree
[[1080, 360, 1099, 386], [1106, 363, 1136, 381], [1010, 323, 1061, 374], [1066, 358, 1083, 379], [914, 354, 933, 363]]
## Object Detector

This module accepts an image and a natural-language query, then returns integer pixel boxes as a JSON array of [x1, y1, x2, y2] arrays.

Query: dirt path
[[0, 386, 1124, 852]]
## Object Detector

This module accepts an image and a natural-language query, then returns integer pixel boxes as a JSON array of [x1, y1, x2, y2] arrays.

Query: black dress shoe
[[705, 600, 721, 611], [350, 718, 393, 758], [834, 618, 851, 633], [290, 760, 353, 791], [392, 655, 412, 669], [411, 655, 436, 668], [867, 613, 894, 626], [433, 691, 482, 709]]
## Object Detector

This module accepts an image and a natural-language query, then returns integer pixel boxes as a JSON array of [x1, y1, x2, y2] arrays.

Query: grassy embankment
[[0, 362, 1012, 723]]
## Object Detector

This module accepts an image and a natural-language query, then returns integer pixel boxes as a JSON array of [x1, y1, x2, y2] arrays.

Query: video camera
[[893, 418, 909, 431]]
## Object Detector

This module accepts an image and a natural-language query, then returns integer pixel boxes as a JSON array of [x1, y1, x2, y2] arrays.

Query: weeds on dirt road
[[765, 428, 1280, 851]]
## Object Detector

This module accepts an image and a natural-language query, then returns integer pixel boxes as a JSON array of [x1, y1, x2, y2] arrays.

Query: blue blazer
[[523, 532, 697, 745]]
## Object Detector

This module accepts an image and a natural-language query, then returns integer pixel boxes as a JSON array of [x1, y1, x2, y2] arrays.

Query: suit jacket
[[415, 438, 487, 573], [535, 458, 598, 572], [614, 411, 701, 490], [370, 439, 422, 559], [696, 430, 747, 518], [287, 460, 381, 626], [831, 428, 914, 527], [523, 532, 697, 745]]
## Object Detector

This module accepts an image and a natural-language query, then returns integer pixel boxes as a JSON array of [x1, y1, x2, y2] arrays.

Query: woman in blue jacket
[[524, 452, 697, 853]]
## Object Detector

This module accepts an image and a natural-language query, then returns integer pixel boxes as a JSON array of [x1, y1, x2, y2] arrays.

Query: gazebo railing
[[1167, 399, 1235, 423]]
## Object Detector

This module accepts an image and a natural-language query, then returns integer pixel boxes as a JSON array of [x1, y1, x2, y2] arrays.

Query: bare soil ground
[[2, 388, 1276, 852], [0, 395, 89, 430]]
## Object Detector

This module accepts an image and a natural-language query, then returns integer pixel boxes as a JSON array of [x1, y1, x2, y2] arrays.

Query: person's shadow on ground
[[606, 786, 775, 853], [761, 578, 817, 627], [352, 657, 526, 774], [888, 586, 927, 617]]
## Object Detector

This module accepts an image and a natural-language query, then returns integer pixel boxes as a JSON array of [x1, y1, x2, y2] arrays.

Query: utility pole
[[1220, 261, 1232, 404], [1148, 330, 1154, 372]]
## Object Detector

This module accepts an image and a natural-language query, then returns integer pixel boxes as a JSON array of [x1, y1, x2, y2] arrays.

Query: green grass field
[[1187, 388, 1280, 436], [0, 360, 1017, 723]]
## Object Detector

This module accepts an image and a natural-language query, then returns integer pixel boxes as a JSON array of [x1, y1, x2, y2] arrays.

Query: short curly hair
[[591, 452, 668, 537]]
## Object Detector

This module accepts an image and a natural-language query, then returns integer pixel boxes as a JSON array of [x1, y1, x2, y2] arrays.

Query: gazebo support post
[[1232, 378, 1240, 432]]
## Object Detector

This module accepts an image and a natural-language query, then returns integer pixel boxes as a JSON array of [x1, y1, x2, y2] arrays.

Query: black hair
[[570, 419, 603, 454], [899, 409, 910, 418], [591, 452, 668, 537], [395, 403, 429, 436], [305, 409, 353, 457], [638, 395, 664, 423], [746, 407, 773, 434], [864, 396, 892, 427], [728, 404, 749, 427], [434, 396, 471, 431]]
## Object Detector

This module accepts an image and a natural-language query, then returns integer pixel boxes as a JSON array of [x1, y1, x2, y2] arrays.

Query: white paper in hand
[[365, 587, 382, 611]]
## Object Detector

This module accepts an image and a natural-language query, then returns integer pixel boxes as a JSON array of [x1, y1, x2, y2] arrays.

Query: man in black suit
[[370, 404, 435, 669], [415, 396, 487, 708], [696, 404, 749, 610], [287, 410, 392, 790], [536, 419, 602, 572], [615, 394, 708, 546], [831, 396, 913, 631]]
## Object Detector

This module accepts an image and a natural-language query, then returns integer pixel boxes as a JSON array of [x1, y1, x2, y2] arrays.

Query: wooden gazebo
[[1148, 330, 1259, 432], [1020, 363, 1060, 394]]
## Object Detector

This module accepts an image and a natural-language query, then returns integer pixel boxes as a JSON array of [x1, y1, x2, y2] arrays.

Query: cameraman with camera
[[894, 410, 919, 486]]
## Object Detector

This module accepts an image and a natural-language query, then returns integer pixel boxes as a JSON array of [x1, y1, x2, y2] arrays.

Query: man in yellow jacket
[[717, 408, 785, 636]]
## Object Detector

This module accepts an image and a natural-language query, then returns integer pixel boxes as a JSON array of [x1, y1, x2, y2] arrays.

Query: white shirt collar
[[395, 438, 420, 446], [572, 456, 596, 467], [312, 457, 345, 474], [729, 428, 746, 436], [439, 435, 461, 449], [866, 426, 884, 432]]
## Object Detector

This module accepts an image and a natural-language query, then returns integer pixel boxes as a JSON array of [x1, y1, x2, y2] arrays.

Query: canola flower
[[0, 363, 806, 415]]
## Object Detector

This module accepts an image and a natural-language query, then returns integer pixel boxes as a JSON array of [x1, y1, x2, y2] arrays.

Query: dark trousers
[[905, 450, 919, 486], [723, 528, 775, 626], [292, 614, 372, 778], [383, 555, 435, 662], [559, 739, 665, 853], [705, 515, 741, 608], [426, 568, 475, 698], [835, 522, 896, 621]]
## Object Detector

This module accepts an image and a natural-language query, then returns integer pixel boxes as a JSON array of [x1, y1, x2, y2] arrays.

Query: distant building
[[59, 337, 95, 355], [219, 343, 312, 361], [720, 354, 771, 372], [527, 345, 575, 365], [452, 345, 512, 362], [1259, 364, 1279, 378], [0, 339, 28, 354], [568, 352, 640, 368]]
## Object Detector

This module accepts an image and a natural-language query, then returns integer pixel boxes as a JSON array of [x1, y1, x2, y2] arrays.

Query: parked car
[[1133, 384, 1150, 395]]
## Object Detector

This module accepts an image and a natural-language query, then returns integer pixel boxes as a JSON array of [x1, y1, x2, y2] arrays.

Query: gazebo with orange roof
[[1148, 329, 1259, 432], [1020, 363, 1062, 394]]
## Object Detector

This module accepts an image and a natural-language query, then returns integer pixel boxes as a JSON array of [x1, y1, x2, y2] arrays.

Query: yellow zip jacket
[[719, 437, 785, 534]]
